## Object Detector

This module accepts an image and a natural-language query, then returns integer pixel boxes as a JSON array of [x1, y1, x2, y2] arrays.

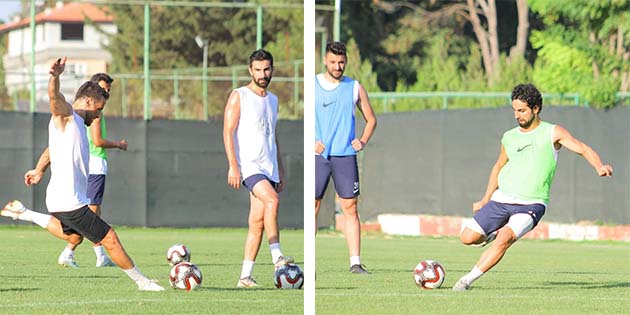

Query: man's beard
[[253, 77, 271, 89]]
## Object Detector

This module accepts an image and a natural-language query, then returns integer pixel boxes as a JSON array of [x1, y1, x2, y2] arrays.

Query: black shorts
[[52, 205, 111, 243]]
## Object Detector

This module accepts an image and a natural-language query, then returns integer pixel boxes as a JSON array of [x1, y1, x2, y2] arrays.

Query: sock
[[269, 243, 283, 263], [462, 266, 484, 284], [93, 245, 106, 258], [123, 266, 150, 287], [19, 210, 51, 229], [61, 246, 74, 258], [350, 256, 361, 267], [240, 260, 255, 279]]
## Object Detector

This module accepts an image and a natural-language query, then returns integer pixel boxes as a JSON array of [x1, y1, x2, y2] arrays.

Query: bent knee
[[459, 229, 484, 245]]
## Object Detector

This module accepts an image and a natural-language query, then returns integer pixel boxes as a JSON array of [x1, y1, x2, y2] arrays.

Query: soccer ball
[[413, 259, 445, 289], [273, 263, 304, 289], [166, 244, 191, 266], [169, 262, 202, 291]]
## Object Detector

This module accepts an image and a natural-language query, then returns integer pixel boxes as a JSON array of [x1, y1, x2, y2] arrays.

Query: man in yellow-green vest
[[453, 83, 613, 291]]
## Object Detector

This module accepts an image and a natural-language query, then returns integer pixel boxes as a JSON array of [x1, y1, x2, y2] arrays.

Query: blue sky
[[0, 0, 22, 24]]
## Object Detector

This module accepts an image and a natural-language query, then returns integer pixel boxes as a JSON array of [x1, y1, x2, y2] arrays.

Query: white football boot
[[96, 256, 116, 267], [139, 280, 165, 291], [1, 200, 26, 220], [236, 276, 258, 288]]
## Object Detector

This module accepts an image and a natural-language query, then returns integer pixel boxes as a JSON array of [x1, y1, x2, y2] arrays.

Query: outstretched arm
[[24, 147, 51, 186], [90, 116, 127, 151], [554, 125, 613, 176], [352, 83, 377, 151], [223, 90, 241, 189], [48, 57, 72, 118], [473, 145, 508, 212]]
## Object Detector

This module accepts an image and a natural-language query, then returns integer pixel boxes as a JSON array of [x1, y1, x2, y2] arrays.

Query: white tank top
[[234, 86, 279, 182], [46, 112, 90, 213]]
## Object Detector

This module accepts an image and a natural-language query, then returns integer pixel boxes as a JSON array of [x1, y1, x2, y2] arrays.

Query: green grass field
[[0, 226, 304, 315], [316, 231, 630, 315]]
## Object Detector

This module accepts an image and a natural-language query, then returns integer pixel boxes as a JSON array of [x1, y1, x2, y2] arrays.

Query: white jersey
[[234, 86, 279, 183], [46, 112, 90, 213]]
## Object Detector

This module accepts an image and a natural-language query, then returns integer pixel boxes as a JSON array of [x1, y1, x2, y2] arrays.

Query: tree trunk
[[467, 0, 495, 85], [510, 0, 529, 60]]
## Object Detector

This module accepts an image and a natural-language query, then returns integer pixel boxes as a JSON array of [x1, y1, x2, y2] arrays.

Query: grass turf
[[316, 230, 630, 315], [0, 226, 304, 315]]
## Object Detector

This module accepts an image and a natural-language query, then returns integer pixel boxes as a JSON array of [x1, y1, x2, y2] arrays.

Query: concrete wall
[[319, 106, 629, 225], [0, 112, 304, 228]]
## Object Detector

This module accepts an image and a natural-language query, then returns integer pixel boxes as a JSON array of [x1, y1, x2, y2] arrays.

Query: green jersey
[[87, 115, 108, 160], [498, 121, 557, 204]]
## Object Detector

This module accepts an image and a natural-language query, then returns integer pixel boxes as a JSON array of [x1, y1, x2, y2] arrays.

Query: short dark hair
[[74, 81, 108, 103], [89, 73, 114, 84], [511, 83, 543, 112], [249, 49, 273, 67], [326, 41, 346, 56]]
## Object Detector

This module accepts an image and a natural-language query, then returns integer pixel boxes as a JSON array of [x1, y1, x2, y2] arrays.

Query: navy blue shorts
[[473, 200, 546, 235], [52, 205, 112, 243], [242, 174, 278, 193], [87, 174, 106, 205], [315, 155, 359, 199]]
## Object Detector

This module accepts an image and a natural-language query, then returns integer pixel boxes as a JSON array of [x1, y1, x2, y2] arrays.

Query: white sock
[[19, 209, 51, 229], [61, 246, 74, 258], [93, 245, 106, 258], [123, 266, 150, 286], [240, 260, 255, 279], [462, 266, 484, 284], [269, 243, 283, 263], [350, 256, 361, 267]]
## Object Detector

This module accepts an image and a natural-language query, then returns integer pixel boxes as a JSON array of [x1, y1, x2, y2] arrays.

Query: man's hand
[[315, 141, 325, 154], [227, 167, 241, 189], [49, 57, 66, 77], [24, 169, 44, 186], [118, 140, 128, 151], [597, 164, 613, 177], [351, 139, 365, 151], [472, 199, 488, 213]]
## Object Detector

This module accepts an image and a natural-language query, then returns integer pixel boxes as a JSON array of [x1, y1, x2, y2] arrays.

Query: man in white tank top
[[1, 57, 163, 291], [223, 49, 293, 288]]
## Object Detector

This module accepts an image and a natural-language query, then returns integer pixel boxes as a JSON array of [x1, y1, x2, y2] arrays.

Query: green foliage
[[0, 32, 9, 110], [369, 31, 532, 112], [96, 0, 303, 119], [529, 0, 630, 108]]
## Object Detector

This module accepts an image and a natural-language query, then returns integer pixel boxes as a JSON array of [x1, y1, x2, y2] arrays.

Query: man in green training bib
[[452, 83, 613, 291]]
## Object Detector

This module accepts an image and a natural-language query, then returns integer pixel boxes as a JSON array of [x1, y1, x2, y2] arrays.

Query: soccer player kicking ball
[[452, 83, 612, 291], [223, 49, 293, 288], [1, 57, 163, 291]]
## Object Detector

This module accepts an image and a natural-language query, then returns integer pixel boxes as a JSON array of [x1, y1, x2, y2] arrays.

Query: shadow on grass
[[544, 281, 630, 289], [0, 287, 40, 292]]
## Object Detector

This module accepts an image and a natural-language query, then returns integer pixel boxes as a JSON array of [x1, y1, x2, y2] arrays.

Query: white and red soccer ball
[[169, 262, 202, 291], [274, 263, 304, 289], [166, 244, 191, 266], [413, 259, 445, 289]]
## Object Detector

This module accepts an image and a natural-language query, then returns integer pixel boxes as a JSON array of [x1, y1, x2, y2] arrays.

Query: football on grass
[[169, 262, 202, 291], [166, 243, 191, 266], [274, 263, 304, 289], [413, 259, 445, 289]]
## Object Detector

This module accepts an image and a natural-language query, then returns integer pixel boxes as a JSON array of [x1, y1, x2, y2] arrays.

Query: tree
[[529, 0, 630, 107], [373, 0, 529, 86]]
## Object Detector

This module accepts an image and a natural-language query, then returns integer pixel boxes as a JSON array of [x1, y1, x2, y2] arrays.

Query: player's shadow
[[0, 287, 40, 292], [544, 281, 630, 289]]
